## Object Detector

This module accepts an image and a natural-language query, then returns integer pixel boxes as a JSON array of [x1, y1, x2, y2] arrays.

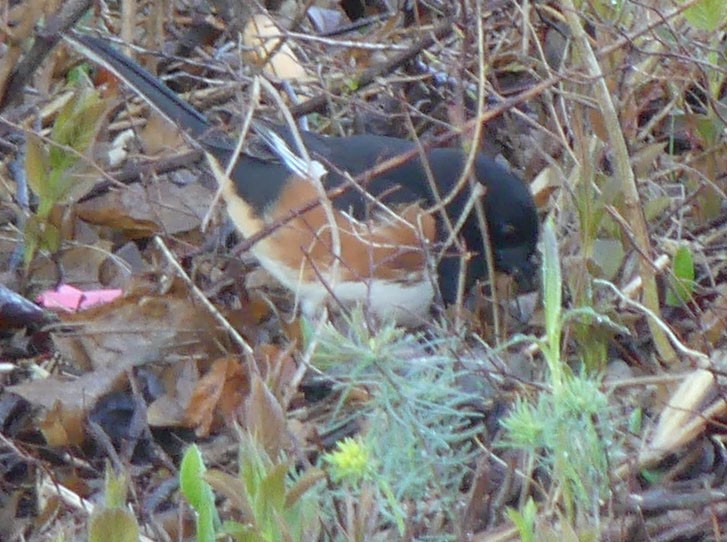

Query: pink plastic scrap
[[37, 285, 122, 312]]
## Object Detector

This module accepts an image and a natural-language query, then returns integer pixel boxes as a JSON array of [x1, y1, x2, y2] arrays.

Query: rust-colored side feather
[[222, 172, 436, 285]]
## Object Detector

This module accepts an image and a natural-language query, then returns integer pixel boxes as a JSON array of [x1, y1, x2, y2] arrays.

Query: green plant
[[567, 142, 625, 373], [681, 0, 727, 32], [666, 245, 696, 307], [87, 465, 139, 542], [506, 497, 537, 542], [500, 218, 622, 527], [24, 75, 108, 266], [185, 435, 323, 542], [308, 309, 482, 538], [179, 444, 219, 542], [322, 436, 403, 534]]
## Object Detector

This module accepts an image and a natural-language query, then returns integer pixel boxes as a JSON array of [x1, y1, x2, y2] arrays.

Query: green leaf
[[47, 85, 107, 195], [67, 63, 92, 85], [88, 507, 139, 542], [628, 407, 643, 434], [180, 444, 218, 542], [691, 113, 720, 147], [258, 462, 289, 513], [25, 134, 50, 200], [506, 497, 537, 542], [40, 222, 61, 253], [639, 468, 662, 485], [23, 215, 42, 267], [682, 0, 727, 31], [591, 238, 624, 280], [22, 216, 61, 266], [53, 86, 102, 149], [666, 245, 695, 307], [541, 217, 564, 387], [180, 445, 208, 509], [103, 466, 128, 508], [707, 50, 725, 99]]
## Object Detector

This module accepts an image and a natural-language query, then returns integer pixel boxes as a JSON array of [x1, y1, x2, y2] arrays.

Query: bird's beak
[[496, 247, 540, 293]]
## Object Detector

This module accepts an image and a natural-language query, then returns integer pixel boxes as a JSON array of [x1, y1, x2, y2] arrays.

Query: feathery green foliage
[[309, 310, 482, 538]]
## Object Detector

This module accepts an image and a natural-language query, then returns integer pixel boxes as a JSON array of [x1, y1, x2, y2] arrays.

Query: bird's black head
[[431, 151, 539, 304], [476, 155, 540, 292]]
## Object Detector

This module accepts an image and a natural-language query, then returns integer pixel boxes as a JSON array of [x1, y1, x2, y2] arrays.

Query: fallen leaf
[[243, 373, 288, 457], [38, 400, 87, 448], [76, 180, 212, 237], [243, 14, 308, 82], [185, 357, 249, 436]]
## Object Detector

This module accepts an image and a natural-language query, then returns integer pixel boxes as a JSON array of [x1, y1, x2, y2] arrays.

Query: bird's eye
[[501, 223, 516, 236]]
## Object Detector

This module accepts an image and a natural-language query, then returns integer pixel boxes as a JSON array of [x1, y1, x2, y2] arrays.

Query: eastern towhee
[[63, 31, 539, 325]]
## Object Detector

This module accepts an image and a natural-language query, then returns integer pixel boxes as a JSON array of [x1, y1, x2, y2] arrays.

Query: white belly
[[254, 251, 434, 325]]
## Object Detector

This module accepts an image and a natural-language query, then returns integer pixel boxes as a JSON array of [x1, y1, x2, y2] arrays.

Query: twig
[[0, 0, 92, 111], [289, 17, 455, 117], [153, 236, 255, 358], [561, 0, 677, 364], [595, 279, 708, 365]]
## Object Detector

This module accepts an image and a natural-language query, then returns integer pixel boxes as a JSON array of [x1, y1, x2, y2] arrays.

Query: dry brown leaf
[[242, 14, 308, 82], [147, 359, 199, 427], [52, 288, 225, 373], [224, 296, 274, 330], [183, 366, 224, 435], [9, 280, 229, 441], [140, 112, 187, 155], [28, 244, 112, 291], [243, 373, 288, 458], [75, 180, 212, 237], [528, 164, 562, 208], [0, 0, 45, 99], [10, 366, 128, 439], [38, 401, 87, 448], [218, 362, 249, 421], [697, 283, 727, 347], [255, 343, 297, 400], [185, 357, 249, 437]]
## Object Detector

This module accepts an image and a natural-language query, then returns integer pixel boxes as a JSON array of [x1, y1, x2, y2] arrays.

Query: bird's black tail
[[64, 31, 213, 141]]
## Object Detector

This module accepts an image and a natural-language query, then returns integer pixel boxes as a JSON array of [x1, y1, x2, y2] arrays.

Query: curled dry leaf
[[185, 357, 249, 437], [146, 359, 199, 428], [38, 399, 88, 448], [641, 350, 727, 466], [244, 373, 288, 458], [528, 164, 562, 209], [242, 14, 308, 82]]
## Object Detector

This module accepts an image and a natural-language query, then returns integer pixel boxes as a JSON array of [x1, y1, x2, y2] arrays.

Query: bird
[[63, 31, 539, 325]]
